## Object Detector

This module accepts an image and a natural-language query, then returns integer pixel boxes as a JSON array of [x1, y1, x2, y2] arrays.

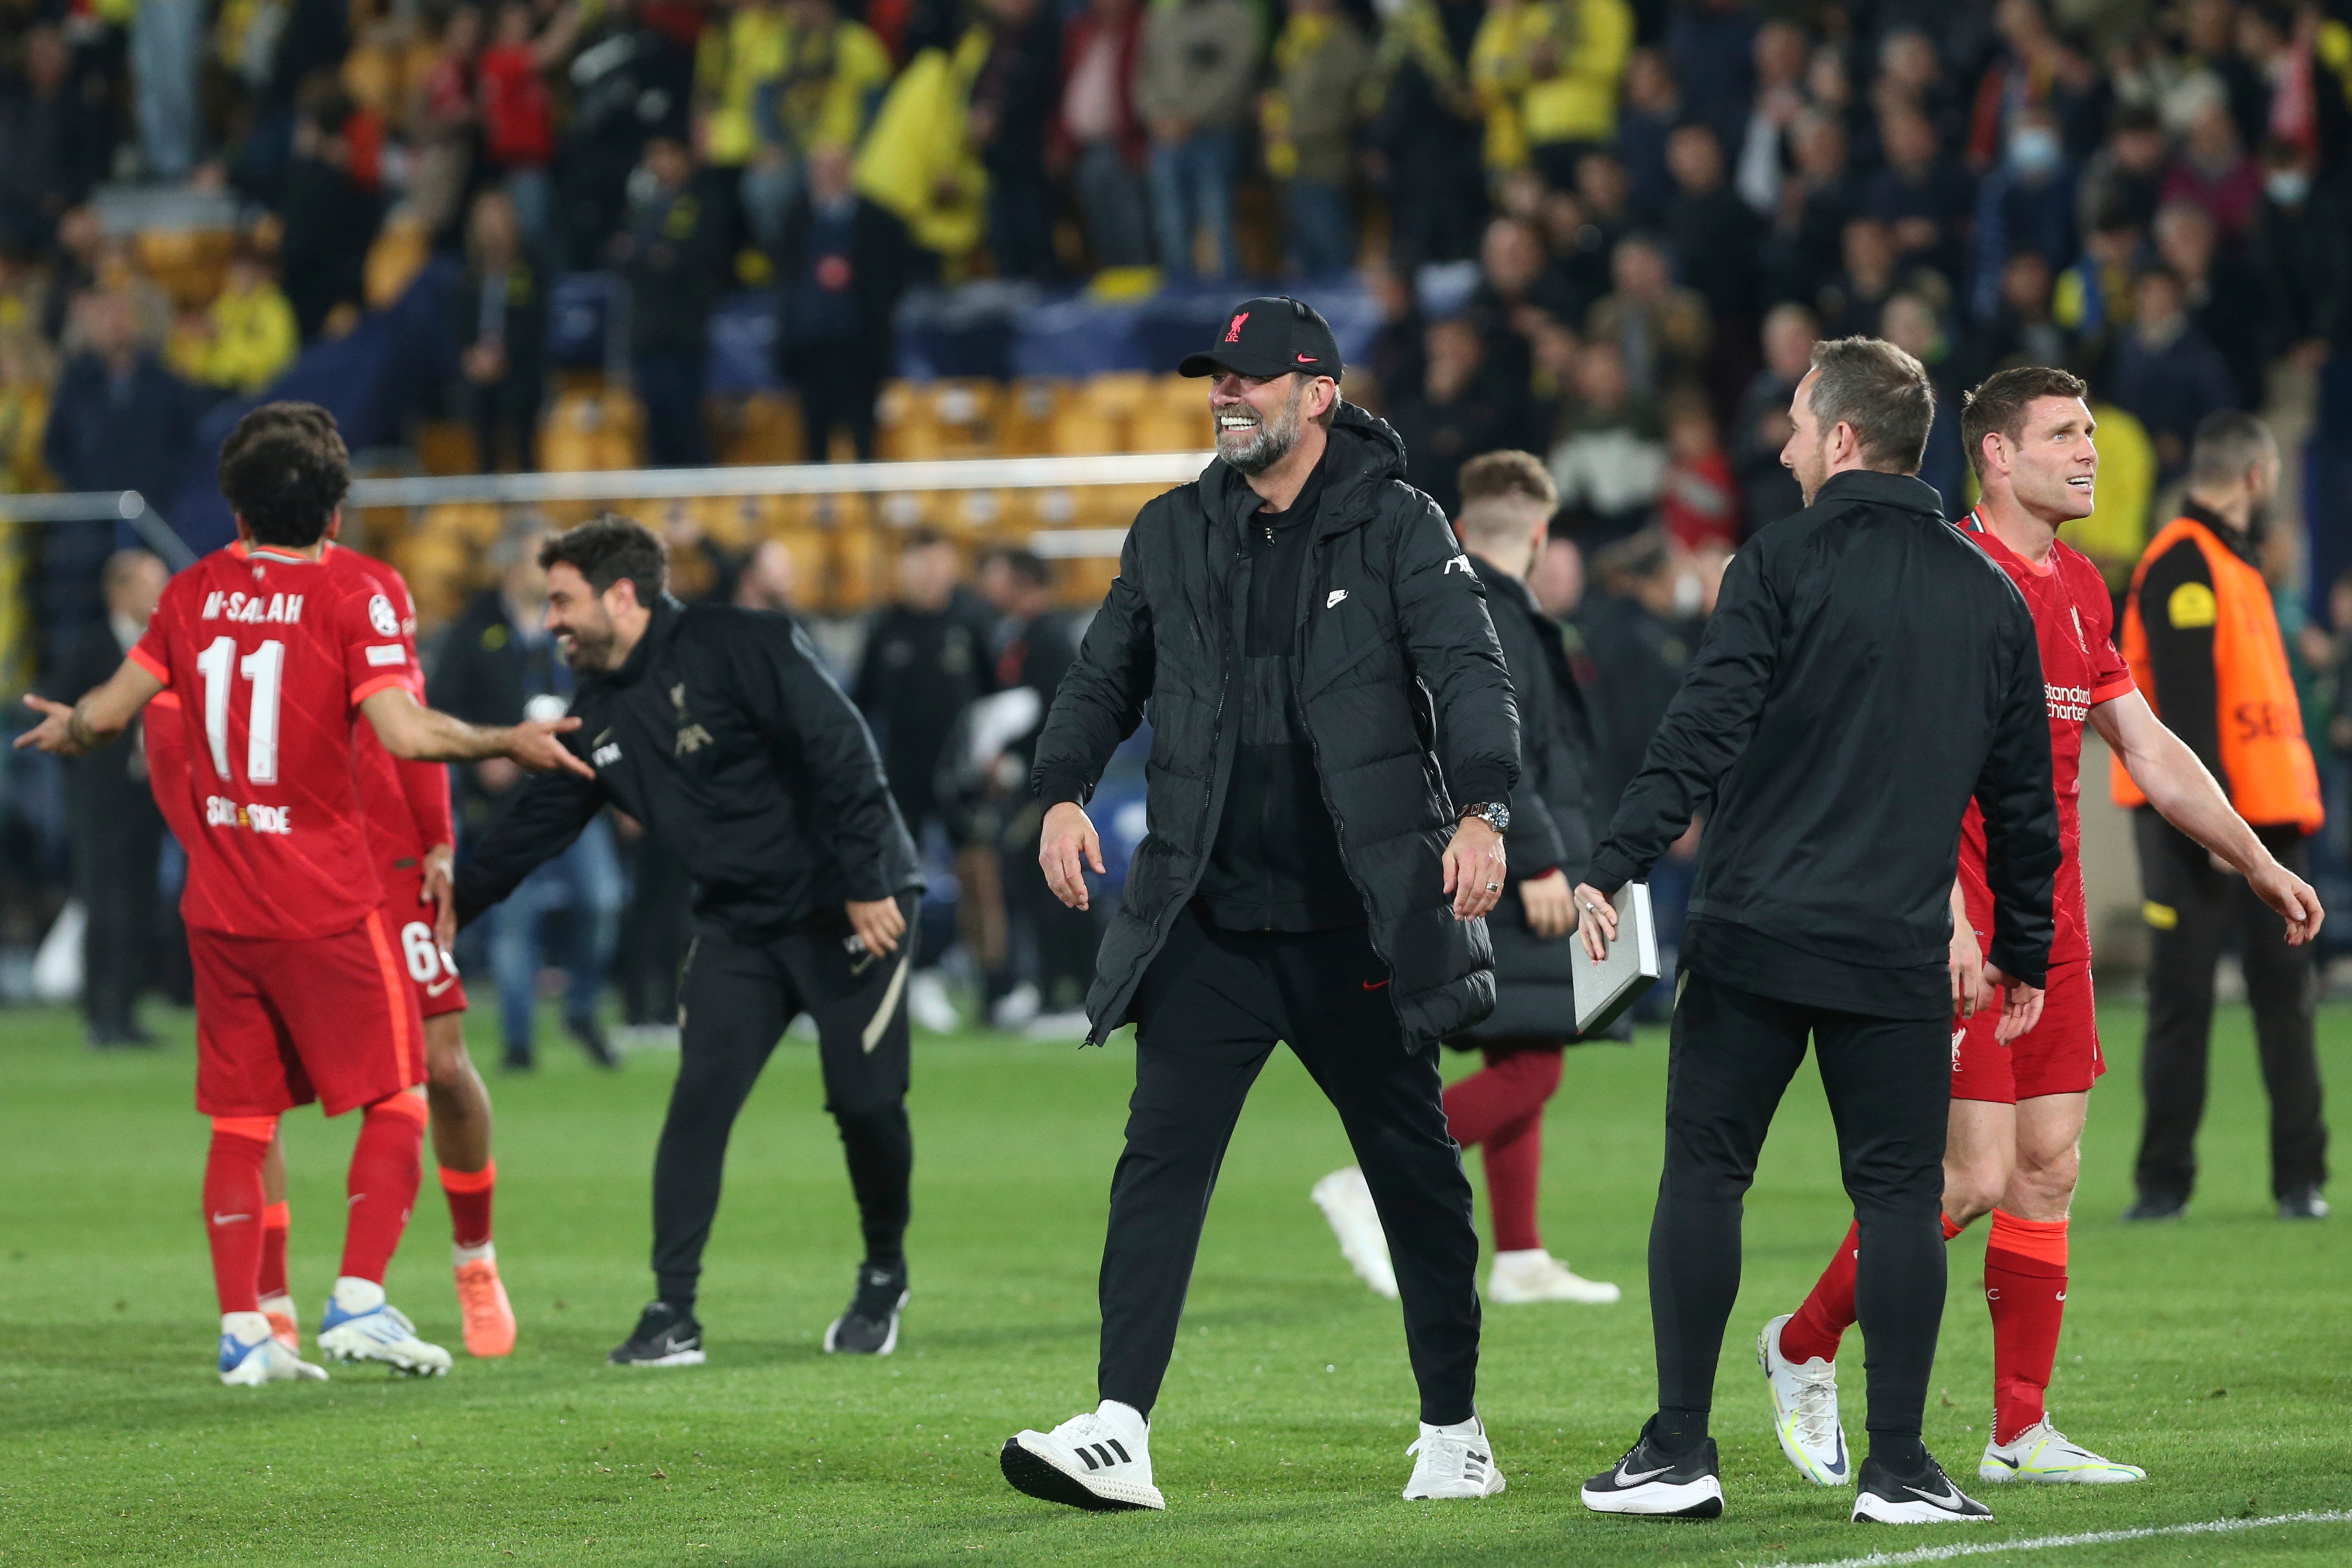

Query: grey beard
[[1219, 400, 1303, 476]]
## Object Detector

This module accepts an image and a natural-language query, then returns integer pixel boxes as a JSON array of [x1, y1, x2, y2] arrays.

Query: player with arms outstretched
[[1756, 367, 2322, 1490], [18, 402, 588, 1385]]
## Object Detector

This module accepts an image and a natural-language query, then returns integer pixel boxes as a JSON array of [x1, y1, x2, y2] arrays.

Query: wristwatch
[[1458, 802, 1510, 835]]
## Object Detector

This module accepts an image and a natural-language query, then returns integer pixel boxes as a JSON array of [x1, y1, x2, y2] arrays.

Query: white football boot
[[316, 1277, 452, 1376], [1487, 1249, 1619, 1304], [219, 1312, 329, 1386], [1310, 1165, 1399, 1299], [1000, 1400, 1165, 1511], [1758, 1313, 1851, 1485], [1403, 1414, 1506, 1499], [259, 1292, 299, 1354], [1979, 1421, 2146, 1484]]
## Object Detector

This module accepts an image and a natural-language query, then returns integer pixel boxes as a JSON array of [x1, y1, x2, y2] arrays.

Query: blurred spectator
[[132, 0, 203, 181], [1053, 0, 1153, 269], [1546, 335, 1664, 543], [1817, 215, 1901, 340], [1614, 47, 1679, 221], [1470, 214, 1570, 385], [1573, 148, 1633, 261], [1663, 121, 1759, 395], [2051, 202, 2141, 355], [1969, 104, 2080, 321], [1763, 108, 1854, 307], [733, 537, 799, 610], [1864, 103, 1976, 281], [1733, 20, 1807, 217], [2161, 95, 2262, 242], [1136, 0, 1260, 279], [1656, 388, 1737, 552], [1386, 316, 1537, 519], [1872, 28, 1958, 151], [41, 292, 204, 665], [2250, 141, 2352, 368], [167, 243, 299, 396], [0, 330, 55, 494], [1880, 291, 1964, 514], [1526, 531, 1583, 618], [1965, 0, 2102, 169], [1574, 527, 1699, 818], [432, 517, 623, 1070], [1534, 184, 1610, 326], [1584, 231, 1709, 399], [50, 550, 169, 1049], [1363, 0, 1487, 269], [1961, 249, 2069, 388], [614, 135, 721, 466], [407, 4, 484, 247], [2154, 198, 2264, 409], [2074, 103, 2169, 236], [2109, 265, 2239, 483], [558, 0, 693, 268], [478, 0, 580, 246], [971, 0, 1063, 280], [774, 142, 911, 462], [0, 25, 103, 252], [280, 76, 385, 341], [1663, 0, 1757, 154], [1470, 0, 1634, 191], [696, 0, 791, 250], [742, 0, 892, 254], [2180, 0, 2271, 151], [449, 189, 549, 472], [1361, 258, 1426, 408], [1729, 302, 1813, 535], [1261, 0, 1370, 278]]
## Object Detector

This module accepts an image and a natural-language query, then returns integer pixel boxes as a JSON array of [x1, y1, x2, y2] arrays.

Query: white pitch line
[[1744, 1508, 2352, 1568]]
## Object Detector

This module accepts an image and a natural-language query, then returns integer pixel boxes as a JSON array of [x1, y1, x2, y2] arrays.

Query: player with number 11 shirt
[[16, 402, 588, 1387]]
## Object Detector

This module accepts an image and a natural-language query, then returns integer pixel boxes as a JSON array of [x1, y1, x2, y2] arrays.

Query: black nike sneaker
[[2122, 1191, 2188, 1222], [823, 1262, 908, 1355], [1579, 1418, 1724, 1517], [608, 1300, 706, 1367], [568, 1014, 622, 1069], [1851, 1451, 1994, 1523]]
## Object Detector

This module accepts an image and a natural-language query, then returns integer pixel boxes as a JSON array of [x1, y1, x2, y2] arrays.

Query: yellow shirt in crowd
[[1470, 0, 1633, 171]]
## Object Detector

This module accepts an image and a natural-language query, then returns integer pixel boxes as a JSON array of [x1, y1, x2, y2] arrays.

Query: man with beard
[[1000, 297, 1521, 1510], [452, 515, 927, 1365]]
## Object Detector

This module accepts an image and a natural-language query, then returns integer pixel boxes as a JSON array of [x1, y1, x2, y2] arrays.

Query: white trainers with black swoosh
[[1759, 1313, 1851, 1484], [1978, 1421, 2145, 1484], [1851, 1452, 1994, 1523], [1402, 1414, 1506, 1499], [1579, 1419, 1724, 1517], [1000, 1401, 1165, 1512]]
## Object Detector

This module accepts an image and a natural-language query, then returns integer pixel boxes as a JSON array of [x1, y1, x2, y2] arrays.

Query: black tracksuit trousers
[[2132, 812, 2329, 1202], [1098, 905, 1482, 1424], [650, 895, 917, 1305], [1652, 970, 1951, 1446]]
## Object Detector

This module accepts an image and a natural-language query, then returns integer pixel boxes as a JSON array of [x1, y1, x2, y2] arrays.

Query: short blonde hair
[[1456, 449, 1558, 510]]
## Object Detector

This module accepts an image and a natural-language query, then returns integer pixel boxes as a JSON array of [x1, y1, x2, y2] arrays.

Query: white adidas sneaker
[[218, 1312, 329, 1386], [1000, 1400, 1165, 1511], [1979, 1421, 2145, 1484], [1487, 1249, 1619, 1304], [316, 1277, 452, 1376], [1310, 1166, 1398, 1299], [1403, 1414, 1506, 1499], [1758, 1313, 1850, 1485]]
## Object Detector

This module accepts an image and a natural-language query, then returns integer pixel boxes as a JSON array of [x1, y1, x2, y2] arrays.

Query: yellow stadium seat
[[873, 380, 936, 461], [1085, 372, 1155, 417], [925, 379, 1003, 458], [1046, 401, 1125, 456], [715, 392, 805, 465], [413, 418, 478, 475], [998, 379, 1063, 456]]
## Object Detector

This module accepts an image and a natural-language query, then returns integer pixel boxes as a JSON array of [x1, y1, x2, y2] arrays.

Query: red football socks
[[1441, 1049, 1563, 1254], [438, 1160, 497, 1250], [340, 1094, 427, 1283], [203, 1117, 276, 1315], [1781, 1211, 1965, 1365], [258, 1200, 291, 1301], [1985, 1210, 2068, 1444]]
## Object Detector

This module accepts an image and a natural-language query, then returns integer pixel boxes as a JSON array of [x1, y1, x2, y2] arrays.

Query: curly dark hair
[[217, 402, 351, 547], [538, 512, 669, 603]]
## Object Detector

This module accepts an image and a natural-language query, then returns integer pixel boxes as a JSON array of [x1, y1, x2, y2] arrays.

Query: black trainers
[[1579, 1418, 1724, 1517], [2122, 1191, 2188, 1222], [1851, 1452, 1993, 1523], [608, 1300, 705, 1367], [568, 1014, 622, 1069], [2279, 1185, 2331, 1220], [823, 1262, 908, 1355]]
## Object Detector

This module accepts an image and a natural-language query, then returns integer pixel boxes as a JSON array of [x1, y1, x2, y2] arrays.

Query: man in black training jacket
[[1000, 298, 1522, 1512], [1570, 337, 2062, 1526], [453, 515, 925, 1366]]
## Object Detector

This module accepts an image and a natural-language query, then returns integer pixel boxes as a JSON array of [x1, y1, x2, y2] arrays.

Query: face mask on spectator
[[2265, 170, 2310, 206], [2008, 125, 2062, 178]]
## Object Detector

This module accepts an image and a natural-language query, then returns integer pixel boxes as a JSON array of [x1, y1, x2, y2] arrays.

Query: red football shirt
[[1955, 513, 2136, 966], [337, 547, 454, 868], [130, 542, 416, 938]]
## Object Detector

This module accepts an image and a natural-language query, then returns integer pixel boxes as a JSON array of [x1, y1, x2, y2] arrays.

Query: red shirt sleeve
[[129, 577, 188, 686], [343, 579, 414, 709], [2081, 558, 2135, 704]]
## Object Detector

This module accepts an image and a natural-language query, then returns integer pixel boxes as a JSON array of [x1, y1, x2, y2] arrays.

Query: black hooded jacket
[[1033, 402, 1522, 1045]]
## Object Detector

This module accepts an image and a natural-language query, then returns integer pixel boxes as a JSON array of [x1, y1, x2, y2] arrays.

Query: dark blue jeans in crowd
[[632, 349, 709, 467], [488, 813, 624, 1065], [1281, 178, 1356, 278], [1149, 130, 1240, 280]]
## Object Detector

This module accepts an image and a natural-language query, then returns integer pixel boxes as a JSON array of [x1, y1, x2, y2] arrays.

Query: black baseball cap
[[1178, 296, 1344, 381]]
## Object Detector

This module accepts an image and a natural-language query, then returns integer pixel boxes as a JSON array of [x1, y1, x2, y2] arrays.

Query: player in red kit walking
[[18, 403, 588, 1385], [1757, 367, 2323, 1488]]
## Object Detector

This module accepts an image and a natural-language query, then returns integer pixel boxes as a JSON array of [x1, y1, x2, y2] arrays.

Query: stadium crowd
[[5, 0, 2352, 1044]]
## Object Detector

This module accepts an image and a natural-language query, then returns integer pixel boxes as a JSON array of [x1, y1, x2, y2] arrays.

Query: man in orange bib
[[2115, 411, 2331, 1223]]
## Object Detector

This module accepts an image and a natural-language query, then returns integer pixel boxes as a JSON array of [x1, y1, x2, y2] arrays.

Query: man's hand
[[16, 694, 96, 757], [1443, 816, 1507, 919], [1040, 800, 1105, 911], [1518, 869, 1574, 938], [1572, 881, 1619, 961], [1950, 915, 1989, 1020], [421, 844, 457, 951], [16, 659, 160, 757], [1983, 964, 2045, 1045], [502, 717, 595, 778], [846, 896, 906, 958], [2248, 858, 2325, 946]]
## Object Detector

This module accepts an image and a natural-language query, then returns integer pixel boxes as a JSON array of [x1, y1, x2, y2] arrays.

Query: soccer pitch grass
[[2, 1002, 2345, 1568]]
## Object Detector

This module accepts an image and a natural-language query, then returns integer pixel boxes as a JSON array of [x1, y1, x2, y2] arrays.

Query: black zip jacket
[[1585, 468, 2060, 1013], [1033, 401, 1521, 1045], [454, 595, 922, 941]]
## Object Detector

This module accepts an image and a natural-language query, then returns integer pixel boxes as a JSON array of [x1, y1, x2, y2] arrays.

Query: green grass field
[[1, 997, 2345, 1567]]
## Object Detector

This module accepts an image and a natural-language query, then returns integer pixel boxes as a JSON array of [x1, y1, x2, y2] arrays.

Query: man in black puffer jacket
[[1000, 299, 1522, 1512]]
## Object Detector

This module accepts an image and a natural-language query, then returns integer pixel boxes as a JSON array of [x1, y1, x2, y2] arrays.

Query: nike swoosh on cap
[[1296, 353, 1318, 363]]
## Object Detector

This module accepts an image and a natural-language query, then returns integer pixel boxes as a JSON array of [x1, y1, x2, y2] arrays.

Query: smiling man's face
[[2002, 394, 2099, 521], [1209, 370, 1317, 476]]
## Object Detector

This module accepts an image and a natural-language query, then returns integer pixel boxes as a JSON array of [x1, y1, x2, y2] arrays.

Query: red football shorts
[[380, 867, 468, 1019], [1951, 956, 2104, 1104], [190, 912, 427, 1118]]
